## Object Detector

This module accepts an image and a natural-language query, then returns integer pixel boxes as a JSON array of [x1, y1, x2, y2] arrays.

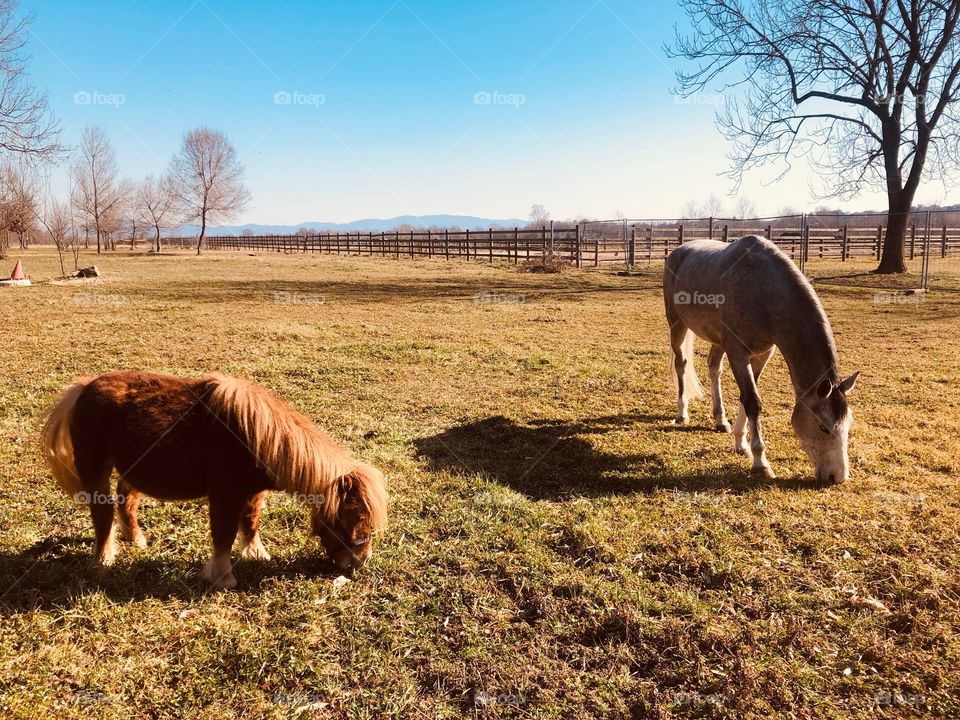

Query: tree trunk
[[155, 226, 162, 253], [197, 213, 206, 255], [877, 189, 913, 273]]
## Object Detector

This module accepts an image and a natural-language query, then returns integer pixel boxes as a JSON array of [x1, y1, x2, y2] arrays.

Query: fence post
[[722, 224, 729, 243], [575, 224, 582, 268], [765, 223, 772, 240], [841, 225, 848, 261], [513, 227, 519, 264], [488, 228, 494, 262], [942, 224, 948, 258], [708, 216, 714, 239], [876, 225, 882, 260], [909, 224, 916, 260]]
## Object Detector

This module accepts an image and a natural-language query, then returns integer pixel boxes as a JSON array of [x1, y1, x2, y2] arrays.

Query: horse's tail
[[40, 378, 92, 499], [671, 330, 705, 401]]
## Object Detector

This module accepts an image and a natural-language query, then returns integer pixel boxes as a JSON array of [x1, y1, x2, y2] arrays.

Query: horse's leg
[[115, 478, 147, 548], [732, 348, 776, 455], [669, 321, 691, 424], [202, 493, 243, 589], [238, 492, 271, 560], [707, 344, 730, 432], [725, 344, 775, 479], [73, 443, 116, 565]]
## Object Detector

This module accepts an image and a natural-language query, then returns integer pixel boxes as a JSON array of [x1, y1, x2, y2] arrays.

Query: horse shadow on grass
[[413, 413, 828, 500], [0, 534, 346, 614]]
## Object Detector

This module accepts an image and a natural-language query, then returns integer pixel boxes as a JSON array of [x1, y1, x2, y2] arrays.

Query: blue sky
[[23, 0, 959, 224]]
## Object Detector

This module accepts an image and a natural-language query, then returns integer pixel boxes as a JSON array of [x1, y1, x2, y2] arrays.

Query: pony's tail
[[40, 379, 92, 499], [671, 330, 705, 401]]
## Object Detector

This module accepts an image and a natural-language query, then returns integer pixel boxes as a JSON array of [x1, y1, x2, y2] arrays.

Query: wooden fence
[[163, 221, 960, 267]]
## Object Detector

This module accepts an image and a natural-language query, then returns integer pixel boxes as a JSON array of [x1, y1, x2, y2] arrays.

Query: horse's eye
[[819, 425, 830, 434], [350, 536, 371, 547]]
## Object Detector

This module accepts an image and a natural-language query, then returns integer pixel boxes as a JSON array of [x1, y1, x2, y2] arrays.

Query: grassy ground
[[0, 248, 958, 719]]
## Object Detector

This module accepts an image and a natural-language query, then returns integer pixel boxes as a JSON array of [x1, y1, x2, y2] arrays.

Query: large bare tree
[[670, 0, 960, 273], [71, 126, 122, 254], [168, 128, 250, 254], [138, 173, 175, 252], [0, 1, 62, 160]]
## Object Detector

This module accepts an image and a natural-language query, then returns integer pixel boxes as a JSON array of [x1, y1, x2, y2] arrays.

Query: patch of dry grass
[[0, 248, 958, 719]]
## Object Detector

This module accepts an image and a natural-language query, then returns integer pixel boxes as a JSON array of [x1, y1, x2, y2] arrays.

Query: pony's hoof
[[734, 440, 750, 456], [752, 466, 776, 480], [133, 535, 148, 549], [715, 421, 732, 433], [673, 416, 688, 425], [202, 556, 237, 589], [240, 543, 271, 561]]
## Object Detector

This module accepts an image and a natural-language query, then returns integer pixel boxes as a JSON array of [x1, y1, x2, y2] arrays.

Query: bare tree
[[34, 195, 70, 275], [72, 126, 121, 254], [680, 199, 704, 219], [704, 193, 726, 218], [734, 196, 757, 220], [670, 0, 960, 273], [0, 158, 37, 247], [0, 2, 63, 160], [138, 174, 175, 252], [528, 203, 550, 228], [168, 127, 250, 255]]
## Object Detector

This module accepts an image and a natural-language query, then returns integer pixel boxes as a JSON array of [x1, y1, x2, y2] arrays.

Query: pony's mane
[[203, 373, 387, 528]]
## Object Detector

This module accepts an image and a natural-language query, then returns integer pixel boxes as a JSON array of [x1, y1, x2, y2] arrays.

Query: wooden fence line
[[161, 222, 960, 266]]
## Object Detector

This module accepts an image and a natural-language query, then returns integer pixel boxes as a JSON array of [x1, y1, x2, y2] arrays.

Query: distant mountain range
[[170, 214, 528, 236]]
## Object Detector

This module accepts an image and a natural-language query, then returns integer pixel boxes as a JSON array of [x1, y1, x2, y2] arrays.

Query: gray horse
[[663, 235, 859, 483]]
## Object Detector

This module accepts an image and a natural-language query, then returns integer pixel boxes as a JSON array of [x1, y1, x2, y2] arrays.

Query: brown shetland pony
[[41, 371, 387, 588]]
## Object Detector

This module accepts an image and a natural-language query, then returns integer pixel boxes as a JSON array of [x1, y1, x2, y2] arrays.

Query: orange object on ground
[[9, 260, 25, 280]]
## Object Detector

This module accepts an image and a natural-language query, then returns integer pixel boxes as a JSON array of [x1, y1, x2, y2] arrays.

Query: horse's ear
[[838, 371, 860, 394], [816, 378, 833, 400]]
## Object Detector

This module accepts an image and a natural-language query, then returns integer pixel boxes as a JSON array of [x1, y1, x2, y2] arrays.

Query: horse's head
[[311, 464, 388, 571], [791, 372, 859, 484]]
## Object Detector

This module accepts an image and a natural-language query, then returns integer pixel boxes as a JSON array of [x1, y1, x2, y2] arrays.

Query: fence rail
[[164, 219, 960, 270]]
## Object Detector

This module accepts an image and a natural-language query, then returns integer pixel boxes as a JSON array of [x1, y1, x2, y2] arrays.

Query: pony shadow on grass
[[0, 534, 344, 614], [414, 413, 826, 500]]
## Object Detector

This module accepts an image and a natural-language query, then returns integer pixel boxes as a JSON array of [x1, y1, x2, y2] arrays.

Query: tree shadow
[[0, 534, 345, 614], [413, 414, 826, 500]]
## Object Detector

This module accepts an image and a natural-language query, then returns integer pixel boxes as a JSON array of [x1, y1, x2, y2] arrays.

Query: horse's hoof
[[202, 556, 237, 589], [240, 543, 271, 561], [673, 416, 688, 425], [752, 466, 776, 479], [715, 421, 732, 433]]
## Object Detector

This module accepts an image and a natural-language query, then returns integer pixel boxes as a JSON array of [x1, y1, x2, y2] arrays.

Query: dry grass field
[[0, 248, 958, 719]]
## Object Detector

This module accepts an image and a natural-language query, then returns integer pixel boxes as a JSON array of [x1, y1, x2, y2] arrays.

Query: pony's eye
[[819, 425, 830, 434]]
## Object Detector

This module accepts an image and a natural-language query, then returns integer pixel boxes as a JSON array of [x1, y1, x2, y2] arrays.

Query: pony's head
[[791, 372, 859, 484], [311, 463, 388, 571]]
